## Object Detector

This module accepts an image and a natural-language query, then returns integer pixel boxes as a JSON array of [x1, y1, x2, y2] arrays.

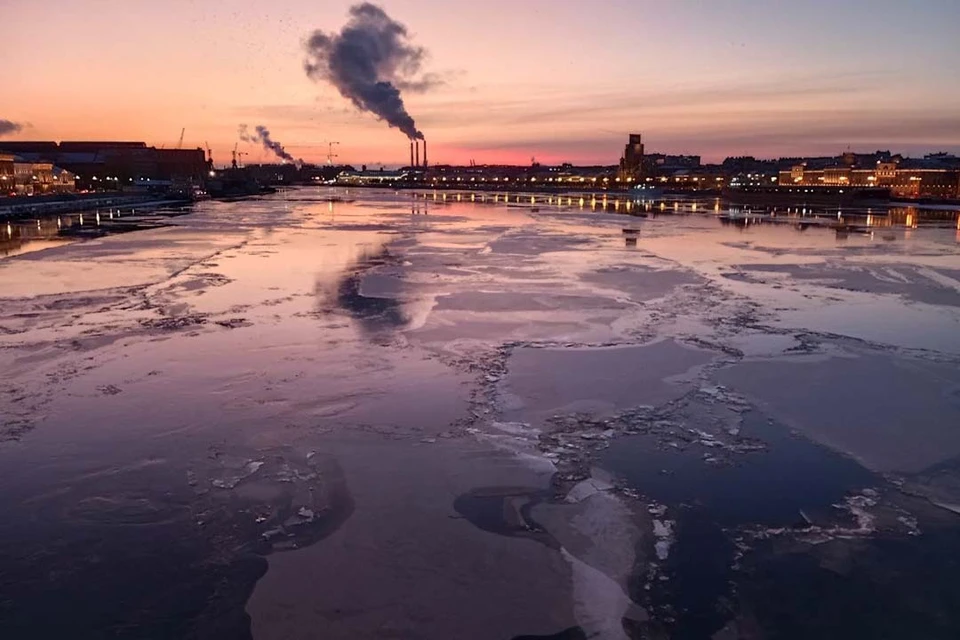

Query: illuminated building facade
[[779, 159, 960, 199], [0, 153, 77, 196], [0, 154, 14, 195], [618, 133, 644, 181]]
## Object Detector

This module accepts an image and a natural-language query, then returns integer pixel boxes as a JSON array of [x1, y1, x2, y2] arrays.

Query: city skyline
[[3, 0, 960, 166]]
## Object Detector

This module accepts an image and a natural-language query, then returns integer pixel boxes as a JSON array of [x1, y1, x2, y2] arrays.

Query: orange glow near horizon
[[2, 0, 960, 167]]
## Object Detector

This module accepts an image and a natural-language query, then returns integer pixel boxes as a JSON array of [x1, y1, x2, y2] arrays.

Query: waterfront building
[[779, 157, 960, 199], [51, 167, 77, 193], [0, 141, 209, 191], [618, 133, 644, 182], [337, 168, 409, 186], [13, 160, 40, 195], [0, 153, 77, 196], [644, 153, 701, 176], [0, 154, 14, 194]]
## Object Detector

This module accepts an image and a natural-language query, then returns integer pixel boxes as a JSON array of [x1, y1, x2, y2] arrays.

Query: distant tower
[[619, 133, 644, 181]]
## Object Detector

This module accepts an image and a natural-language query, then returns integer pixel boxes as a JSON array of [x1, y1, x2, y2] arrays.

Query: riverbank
[[0, 193, 193, 219]]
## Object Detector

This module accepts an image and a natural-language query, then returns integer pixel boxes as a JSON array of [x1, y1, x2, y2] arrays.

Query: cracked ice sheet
[[247, 437, 578, 640], [632, 220, 960, 353], [715, 351, 960, 474], [0, 226, 247, 298], [500, 339, 715, 427], [533, 483, 649, 640], [736, 262, 960, 307]]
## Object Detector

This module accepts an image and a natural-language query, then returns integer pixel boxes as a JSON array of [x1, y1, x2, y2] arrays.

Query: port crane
[[230, 143, 248, 169], [326, 141, 340, 166], [204, 141, 213, 166], [177, 128, 185, 149]]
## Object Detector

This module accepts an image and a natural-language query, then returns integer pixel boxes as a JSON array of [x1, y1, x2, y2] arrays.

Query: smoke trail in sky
[[254, 125, 296, 163], [303, 3, 437, 139], [238, 123, 300, 165], [238, 123, 258, 143], [0, 119, 23, 137]]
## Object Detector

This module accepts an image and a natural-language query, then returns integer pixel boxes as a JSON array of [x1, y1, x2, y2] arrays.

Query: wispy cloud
[[231, 70, 959, 162], [416, 71, 890, 129]]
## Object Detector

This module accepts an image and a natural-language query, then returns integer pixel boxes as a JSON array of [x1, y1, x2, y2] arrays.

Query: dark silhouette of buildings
[[0, 141, 209, 191]]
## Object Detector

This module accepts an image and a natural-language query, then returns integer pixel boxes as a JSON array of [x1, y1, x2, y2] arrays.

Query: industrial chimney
[[415, 140, 420, 168], [422, 138, 427, 168], [410, 141, 414, 168]]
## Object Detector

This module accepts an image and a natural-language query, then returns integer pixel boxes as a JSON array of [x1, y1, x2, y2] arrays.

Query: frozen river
[[2, 188, 960, 639]]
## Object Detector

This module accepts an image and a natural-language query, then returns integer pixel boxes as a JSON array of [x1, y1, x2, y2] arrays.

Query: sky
[[2, 0, 960, 166]]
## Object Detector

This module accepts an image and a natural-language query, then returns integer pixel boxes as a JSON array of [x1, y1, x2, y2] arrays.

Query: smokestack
[[422, 138, 427, 168], [415, 140, 420, 168], [410, 140, 414, 168]]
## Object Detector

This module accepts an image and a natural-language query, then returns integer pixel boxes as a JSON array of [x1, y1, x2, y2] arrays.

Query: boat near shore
[[206, 168, 277, 199]]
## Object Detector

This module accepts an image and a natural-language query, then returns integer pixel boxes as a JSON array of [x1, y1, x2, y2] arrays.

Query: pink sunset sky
[[3, 0, 959, 167]]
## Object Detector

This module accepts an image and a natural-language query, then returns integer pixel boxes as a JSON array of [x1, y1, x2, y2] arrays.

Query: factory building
[[0, 141, 209, 191]]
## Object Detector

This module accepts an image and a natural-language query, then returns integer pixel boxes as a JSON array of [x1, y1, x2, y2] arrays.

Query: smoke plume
[[238, 123, 300, 165], [0, 119, 23, 137], [303, 3, 435, 140], [254, 125, 296, 163], [238, 123, 258, 143]]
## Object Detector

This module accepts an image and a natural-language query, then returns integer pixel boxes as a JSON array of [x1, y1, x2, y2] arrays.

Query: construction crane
[[177, 128, 185, 149], [326, 141, 340, 165]]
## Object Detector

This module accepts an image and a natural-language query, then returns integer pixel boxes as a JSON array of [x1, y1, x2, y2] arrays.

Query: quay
[[0, 193, 192, 220]]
